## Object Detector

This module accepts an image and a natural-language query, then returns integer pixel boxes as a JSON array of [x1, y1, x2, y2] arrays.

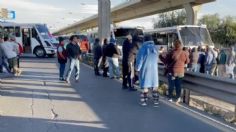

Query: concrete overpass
[[53, 0, 215, 35]]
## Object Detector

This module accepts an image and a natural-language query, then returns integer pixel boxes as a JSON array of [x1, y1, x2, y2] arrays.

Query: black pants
[[17, 56, 20, 68], [122, 63, 132, 88], [94, 59, 100, 75]]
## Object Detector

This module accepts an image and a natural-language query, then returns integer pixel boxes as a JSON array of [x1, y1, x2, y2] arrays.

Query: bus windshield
[[179, 27, 213, 47], [114, 28, 143, 46], [35, 24, 51, 40]]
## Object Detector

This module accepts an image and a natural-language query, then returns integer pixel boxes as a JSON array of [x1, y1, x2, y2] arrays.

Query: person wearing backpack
[[57, 37, 67, 81]]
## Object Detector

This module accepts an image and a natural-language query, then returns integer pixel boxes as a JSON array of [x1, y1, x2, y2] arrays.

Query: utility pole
[[98, 0, 111, 44]]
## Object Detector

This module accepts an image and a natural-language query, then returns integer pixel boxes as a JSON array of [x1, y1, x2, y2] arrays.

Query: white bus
[[144, 25, 214, 50], [0, 22, 57, 57], [87, 26, 144, 51]]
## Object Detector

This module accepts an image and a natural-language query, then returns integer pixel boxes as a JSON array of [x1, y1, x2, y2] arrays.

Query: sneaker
[[103, 74, 109, 77], [129, 87, 137, 91], [168, 98, 173, 102], [122, 86, 128, 90], [65, 80, 70, 84], [140, 101, 147, 106], [176, 98, 181, 104], [154, 101, 159, 105], [75, 79, 79, 83]]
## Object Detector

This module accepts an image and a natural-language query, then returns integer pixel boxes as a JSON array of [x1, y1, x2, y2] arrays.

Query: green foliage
[[153, 9, 187, 28], [199, 14, 236, 47]]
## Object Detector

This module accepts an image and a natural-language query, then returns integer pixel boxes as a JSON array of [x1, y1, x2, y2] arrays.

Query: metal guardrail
[[85, 54, 236, 105], [158, 66, 236, 105]]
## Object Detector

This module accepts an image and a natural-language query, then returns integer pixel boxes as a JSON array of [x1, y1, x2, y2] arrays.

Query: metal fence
[[158, 66, 236, 105]]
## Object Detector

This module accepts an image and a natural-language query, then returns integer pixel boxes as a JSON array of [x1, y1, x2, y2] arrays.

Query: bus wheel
[[34, 47, 46, 58]]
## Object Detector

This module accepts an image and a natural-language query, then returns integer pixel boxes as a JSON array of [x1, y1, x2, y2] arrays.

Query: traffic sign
[[9, 11, 16, 19], [0, 8, 16, 19], [0, 8, 8, 19]]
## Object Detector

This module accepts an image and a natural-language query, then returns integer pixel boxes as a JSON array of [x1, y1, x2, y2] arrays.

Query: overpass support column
[[184, 4, 201, 25], [98, 0, 111, 43]]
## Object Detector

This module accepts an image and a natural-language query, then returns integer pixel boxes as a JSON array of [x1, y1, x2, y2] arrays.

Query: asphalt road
[[0, 57, 235, 132]]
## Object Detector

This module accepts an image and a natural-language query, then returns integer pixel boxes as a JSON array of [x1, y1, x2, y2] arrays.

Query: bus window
[[156, 33, 168, 46], [114, 28, 143, 46], [4, 27, 14, 35], [168, 33, 178, 47], [179, 27, 213, 46], [32, 27, 42, 45], [15, 27, 21, 37], [35, 24, 50, 40], [3, 26, 21, 37]]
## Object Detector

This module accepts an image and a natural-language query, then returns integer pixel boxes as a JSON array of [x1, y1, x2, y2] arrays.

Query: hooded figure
[[135, 35, 159, 106]]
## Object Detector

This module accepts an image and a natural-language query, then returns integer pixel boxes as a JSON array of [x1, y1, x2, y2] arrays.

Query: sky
[[0, 0, 236, 32]]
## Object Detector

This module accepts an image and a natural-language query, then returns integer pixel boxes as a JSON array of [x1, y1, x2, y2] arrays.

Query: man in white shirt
[[0, 35, 21, 76]]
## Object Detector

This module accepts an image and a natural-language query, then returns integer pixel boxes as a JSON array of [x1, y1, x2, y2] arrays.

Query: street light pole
[[98, 0, 111, 44]]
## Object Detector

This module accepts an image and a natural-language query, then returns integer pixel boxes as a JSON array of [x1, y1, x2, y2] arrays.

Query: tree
[[198, 14, 221, 30], [153, 9, 187, 28], [199, 14, 236, 47]]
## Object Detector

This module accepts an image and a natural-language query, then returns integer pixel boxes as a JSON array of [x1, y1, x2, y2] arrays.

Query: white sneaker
[[176, 98, 181, 104], [140, 101, 147, 106], [65, 80, 70, 84], [168, 98, 173, 102]]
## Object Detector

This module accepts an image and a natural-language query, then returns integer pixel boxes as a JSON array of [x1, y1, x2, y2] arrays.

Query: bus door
[[22, 28, 32, 53]]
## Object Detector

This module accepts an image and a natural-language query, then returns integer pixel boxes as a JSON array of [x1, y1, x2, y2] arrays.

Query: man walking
[[0, 36, 11, 73], [0, 36, 21, 76], [65, 35, 81, 83]]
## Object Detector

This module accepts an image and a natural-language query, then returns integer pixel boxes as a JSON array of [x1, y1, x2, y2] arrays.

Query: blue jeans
[[0, 58, 11, 73], [59, 63, 66, 78], [168, 74, 183, 99], [191, 64, 199, 72], [66, 58, 80, 81], [107, 57, 120, 78]]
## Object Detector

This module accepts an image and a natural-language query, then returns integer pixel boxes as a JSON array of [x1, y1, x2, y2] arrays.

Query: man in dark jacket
[[65, 35, 81, 83], [122, 35, 136, 90], [93, 38, 102, 76], [101, 38, 109, 77]]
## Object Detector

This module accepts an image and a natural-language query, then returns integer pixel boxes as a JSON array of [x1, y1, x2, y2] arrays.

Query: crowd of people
[[0, 35, 23, 76], [57, 33, 236, 106], [90, 35, 189, 106], [160, 45, 236, 80]]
